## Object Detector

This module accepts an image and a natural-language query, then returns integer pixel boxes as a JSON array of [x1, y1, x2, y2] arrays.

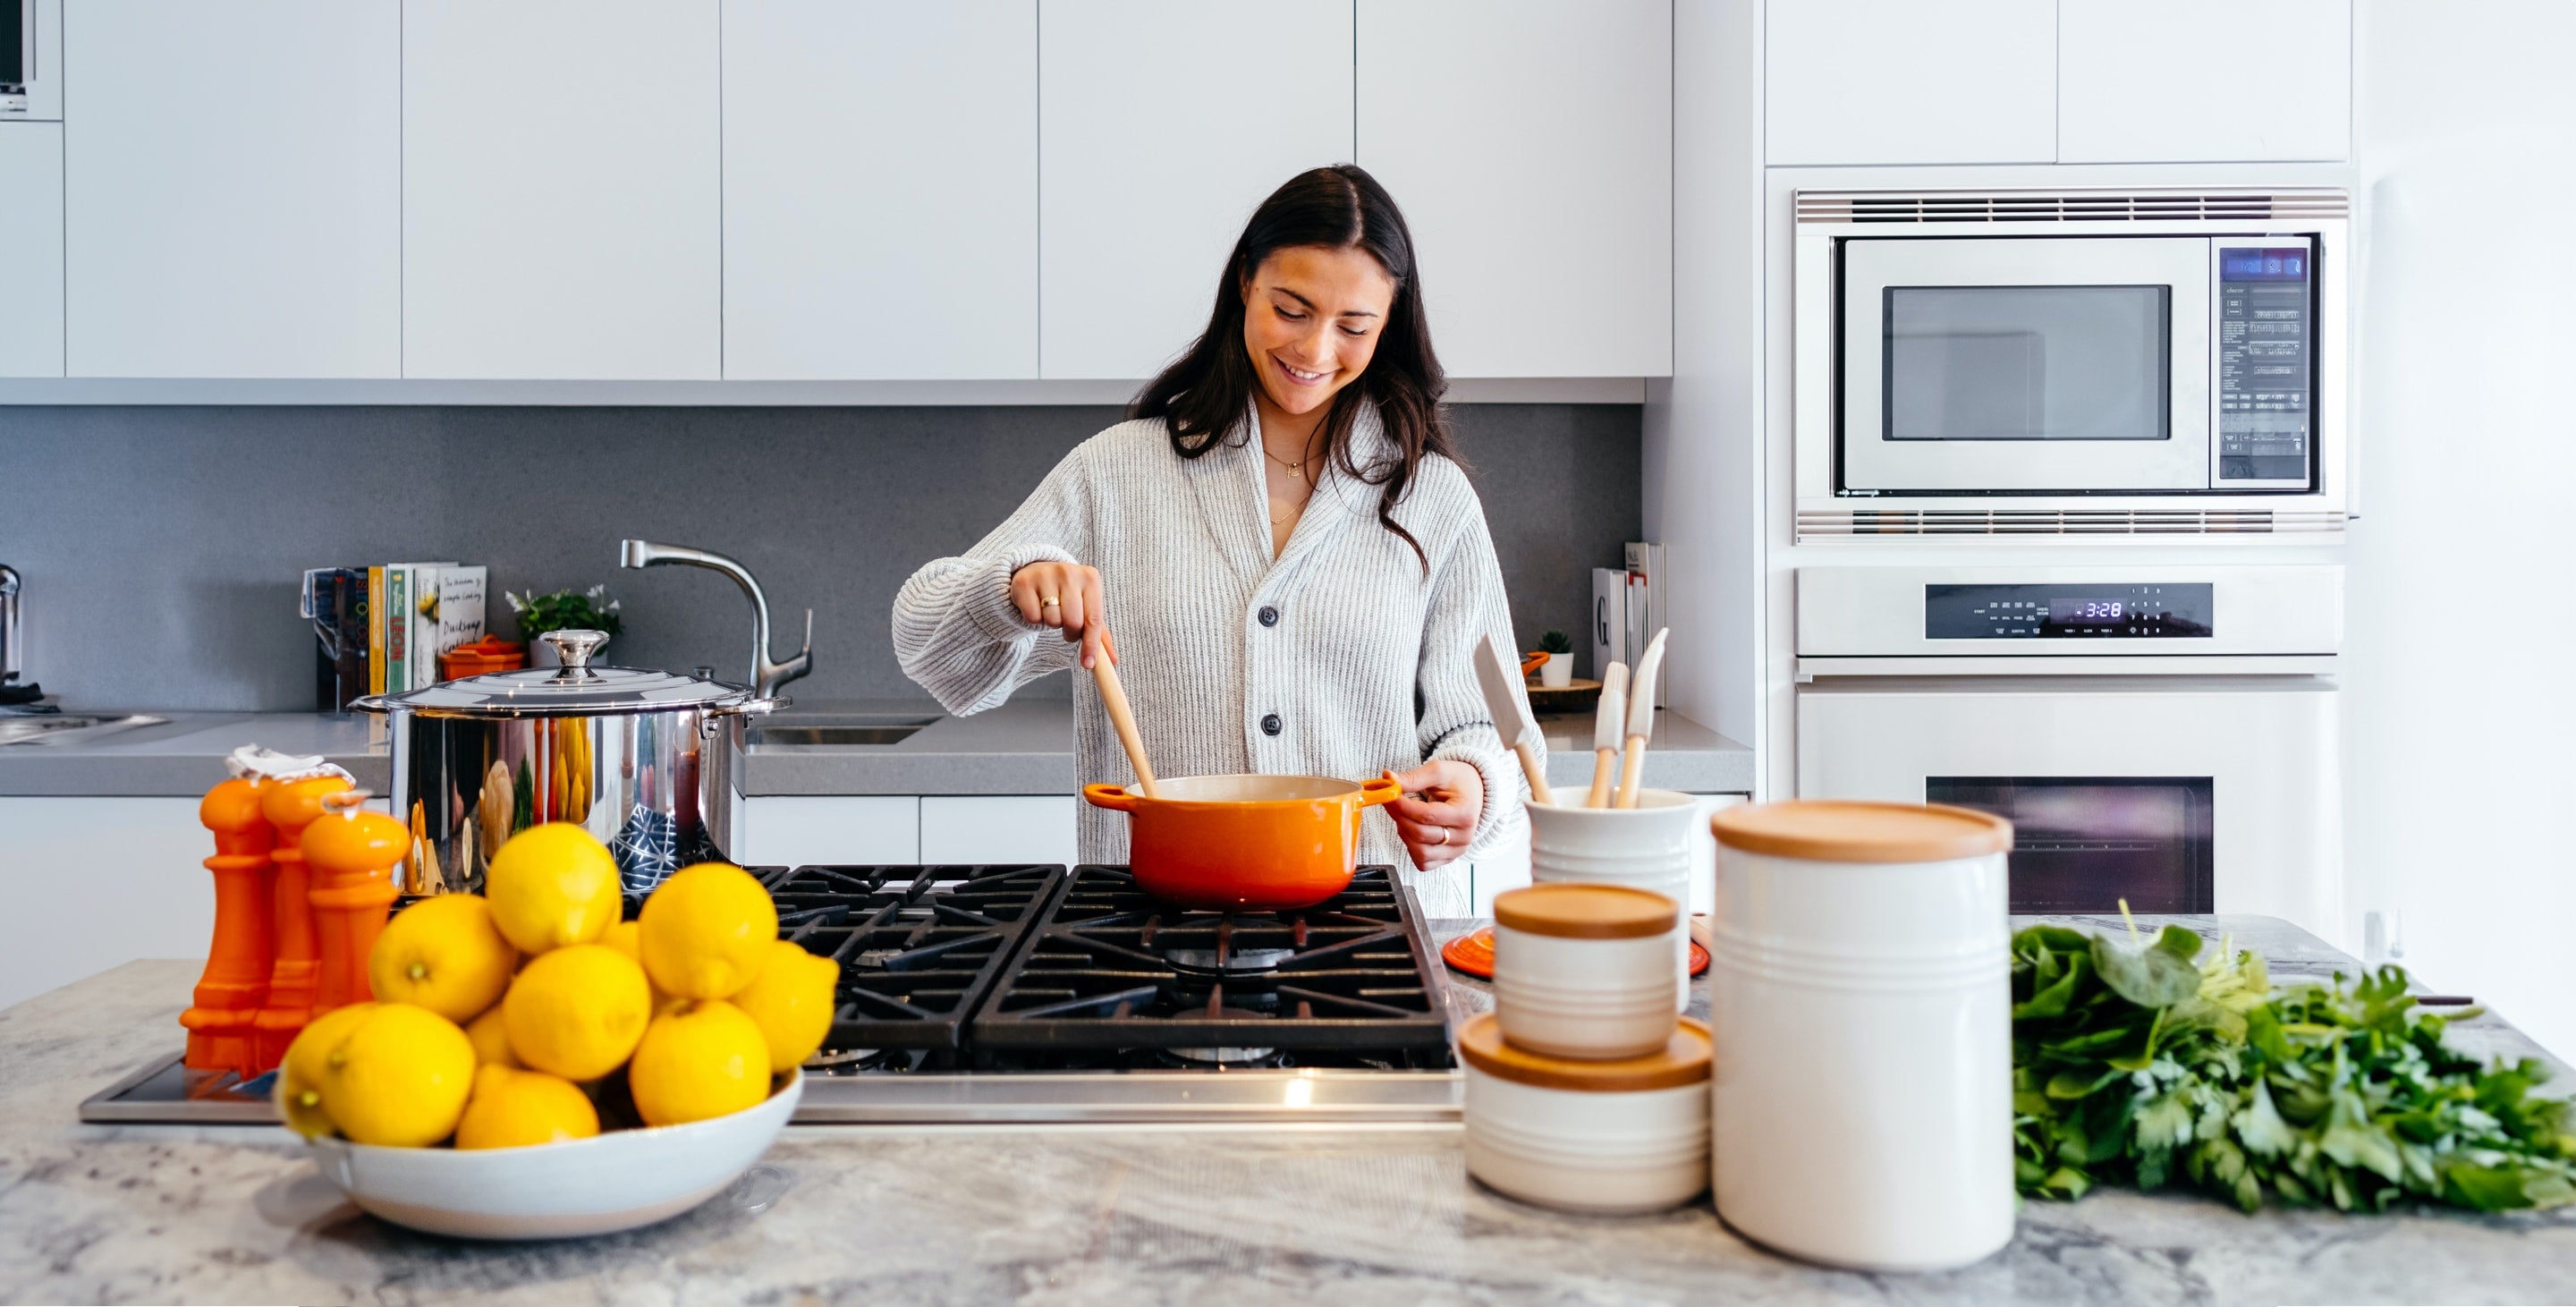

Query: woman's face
[[1240, 244, 1398, 420]]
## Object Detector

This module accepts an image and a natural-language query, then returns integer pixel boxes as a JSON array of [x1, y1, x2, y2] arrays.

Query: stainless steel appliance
[[352, 628, 781, 896], [1794, 189, 2351, 537], [1795, 564, 2343, 935]]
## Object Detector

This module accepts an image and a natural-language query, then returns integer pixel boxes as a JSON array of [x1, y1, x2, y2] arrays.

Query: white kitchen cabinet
[[0, 123, 63, 378], [737, 796, 918, 869], [723, 1, 1037, 380], [1358, 0, 1671, 378], [61, 0, 399, 378], [919, 796, 1079, 867], [2059, 0, 2351, 162], [1766, 0, 2056, 165], [402, 0, 721, 379], [0, 798, 214, 1012], [1037, 0, 1353, 379]]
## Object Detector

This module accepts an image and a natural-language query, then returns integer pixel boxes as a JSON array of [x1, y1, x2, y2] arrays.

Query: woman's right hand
[[1009, 561, 1114, 670]]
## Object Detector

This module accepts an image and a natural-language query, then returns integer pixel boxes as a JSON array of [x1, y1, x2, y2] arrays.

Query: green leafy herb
[[2012, 924, 2576, 1214]]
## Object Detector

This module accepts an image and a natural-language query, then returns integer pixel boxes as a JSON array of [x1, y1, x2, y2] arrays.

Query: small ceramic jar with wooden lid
[[1491, 882, 1680, 1059], [1459, 1012, 1712, 1214]]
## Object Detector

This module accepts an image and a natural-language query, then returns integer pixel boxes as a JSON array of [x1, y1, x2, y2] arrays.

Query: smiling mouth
[[1274, 356, 1331, 386]]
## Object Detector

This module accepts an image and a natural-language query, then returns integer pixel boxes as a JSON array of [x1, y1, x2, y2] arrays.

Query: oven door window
[[1884, 285, 2170, 442], [1928, 777, 2212, 914]]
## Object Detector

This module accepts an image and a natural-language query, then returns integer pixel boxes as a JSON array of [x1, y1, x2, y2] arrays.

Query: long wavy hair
[[1129, 165, 1456, 569]]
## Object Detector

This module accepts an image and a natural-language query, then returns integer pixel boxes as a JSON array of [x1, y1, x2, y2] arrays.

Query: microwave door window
[[1883, 286, 2171, 442], [1, 0, 21, 88]]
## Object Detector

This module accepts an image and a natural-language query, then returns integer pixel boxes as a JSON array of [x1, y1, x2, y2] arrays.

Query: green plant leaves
[[2092, 925, 2205, 1008]]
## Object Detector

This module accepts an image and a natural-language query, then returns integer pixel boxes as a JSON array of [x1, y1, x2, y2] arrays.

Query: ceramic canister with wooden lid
[[1491, 883, 1679, 1060], [1706, 801, 2015, 1273], [1459, 1013, 1712, 1214]]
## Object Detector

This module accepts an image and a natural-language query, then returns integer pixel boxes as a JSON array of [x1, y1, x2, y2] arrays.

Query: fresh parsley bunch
[[2011, 923, 2576, 1214]]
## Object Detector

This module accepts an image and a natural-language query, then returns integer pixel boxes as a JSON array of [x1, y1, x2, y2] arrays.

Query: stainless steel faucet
[[617, 539, 812, 698], [0, 565, 21, 686]]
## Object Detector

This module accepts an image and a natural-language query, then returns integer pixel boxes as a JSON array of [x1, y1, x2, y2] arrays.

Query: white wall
[[2349, 0, 2576, 1058]]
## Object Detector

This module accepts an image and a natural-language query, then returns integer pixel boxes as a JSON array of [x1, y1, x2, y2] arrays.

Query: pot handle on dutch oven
[[1083, 783, 1140, 812], [1359, 773, 1404, 809]]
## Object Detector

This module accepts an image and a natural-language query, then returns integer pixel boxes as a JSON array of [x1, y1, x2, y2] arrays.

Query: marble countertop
[[0, 699, 1754, 798], [4, 916, 2571, 1304]]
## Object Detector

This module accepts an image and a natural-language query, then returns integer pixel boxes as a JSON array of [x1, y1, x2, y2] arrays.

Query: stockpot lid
[[352, 629, 758, 717]]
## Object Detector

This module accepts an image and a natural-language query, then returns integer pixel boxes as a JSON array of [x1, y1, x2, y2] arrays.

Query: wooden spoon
[[1090, 648, 1159, 799]]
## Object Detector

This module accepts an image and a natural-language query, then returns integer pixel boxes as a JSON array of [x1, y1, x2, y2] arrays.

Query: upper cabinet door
[[1767, 0, 2056, 165], [63, 1, 399, 378], [2059, 0, 2351, 163], [1038, 1, 1353, 380], [1359, 0, 1672, 378], [724, 1, 1037, 380], [403, 0, 721, 380], [0, 124, 64, 377]]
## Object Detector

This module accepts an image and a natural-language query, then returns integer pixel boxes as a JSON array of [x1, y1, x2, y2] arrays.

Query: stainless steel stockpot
[[352, 629, 780, 897]]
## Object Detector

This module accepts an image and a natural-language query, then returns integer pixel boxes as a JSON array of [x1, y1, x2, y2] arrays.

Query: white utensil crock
[[1707, 801, 2015, 1272], [1526, 792, 1699, 1011]]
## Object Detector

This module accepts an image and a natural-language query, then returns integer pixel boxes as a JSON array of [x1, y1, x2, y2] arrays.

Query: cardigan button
[[1257, 606, 1279, 628], [1259, 713, 1283, 737]]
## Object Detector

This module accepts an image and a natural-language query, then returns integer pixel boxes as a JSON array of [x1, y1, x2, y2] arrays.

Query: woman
[[892, 165, 1534, 916]]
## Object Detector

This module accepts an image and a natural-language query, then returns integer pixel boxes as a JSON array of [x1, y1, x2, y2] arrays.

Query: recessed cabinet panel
[[1038, 0, 1353, 379], [2059, 0, 2351, 162], [1359, 0, 1671, 377], [723, 1, 1037, 379], [403, 0, 721, 379], [63, 0, 399, 378], [919, 796, 1078, 867], [1766, 0, 2056, 165], [0, 123, 63, 377]]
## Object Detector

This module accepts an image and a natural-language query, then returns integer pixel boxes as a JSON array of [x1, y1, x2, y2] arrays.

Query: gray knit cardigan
[[891, 403, 1537, 918]]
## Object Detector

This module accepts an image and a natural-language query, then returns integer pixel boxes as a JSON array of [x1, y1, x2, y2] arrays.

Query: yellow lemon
[[464, 1004, 521, 1069], [484, 822, 623, 955], [502, 943, 652, 1081], [454, 1065, 600, 1150], [728, 940, 840, 1074], [600, 919, 680, 1014], [367, 894, 516, 1022], [628, 999, 771, 1127], [639, 862, 777, 1000], [306, 1003, 477, 1148], [275, 1001, 379, 1139]]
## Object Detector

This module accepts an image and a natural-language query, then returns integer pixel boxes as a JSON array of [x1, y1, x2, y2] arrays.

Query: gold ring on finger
[[1041, 596, 1061, 608]]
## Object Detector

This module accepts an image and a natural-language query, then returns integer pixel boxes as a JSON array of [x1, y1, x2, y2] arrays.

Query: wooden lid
[[1492, 883, 1677, 939], [1710, 800, 2012, 864], [1456, 1014, 1711, 1091]]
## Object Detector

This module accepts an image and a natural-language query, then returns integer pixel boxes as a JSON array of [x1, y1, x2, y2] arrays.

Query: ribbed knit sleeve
[[891, 444, 1090, 716], [1414, 490, 1531, 857]]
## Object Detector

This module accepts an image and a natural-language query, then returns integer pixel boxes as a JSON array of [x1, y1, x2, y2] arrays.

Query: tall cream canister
[[1706, 801, 2015, 1272], [1524, 791, 1699, 1011]]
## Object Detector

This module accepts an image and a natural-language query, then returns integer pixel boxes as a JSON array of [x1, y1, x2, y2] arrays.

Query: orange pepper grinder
[[179, 776, 275, 1076], [303, 790, 407, 1017], [250, 772, 351, 1068]]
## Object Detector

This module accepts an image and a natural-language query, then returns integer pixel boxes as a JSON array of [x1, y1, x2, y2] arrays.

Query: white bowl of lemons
[[279, 825, 840, 1240]]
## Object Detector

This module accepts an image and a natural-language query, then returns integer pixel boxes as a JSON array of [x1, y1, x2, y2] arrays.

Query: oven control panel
[[1924, 583, 2215, 640], [2215, 242, 2315, 485]]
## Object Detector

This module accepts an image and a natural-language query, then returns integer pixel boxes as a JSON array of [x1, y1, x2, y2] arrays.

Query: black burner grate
[[763, 863, 1069, 1049], [968, 865, 1452, 1056]]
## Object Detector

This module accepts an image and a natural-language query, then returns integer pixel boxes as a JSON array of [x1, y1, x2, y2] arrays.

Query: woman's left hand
[[1388, 760, 1483, 871]]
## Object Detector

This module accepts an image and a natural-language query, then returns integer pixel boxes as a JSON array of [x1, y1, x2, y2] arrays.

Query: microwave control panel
[[1925, 583, 2215, 640], [2215, 242, 2314, 483]]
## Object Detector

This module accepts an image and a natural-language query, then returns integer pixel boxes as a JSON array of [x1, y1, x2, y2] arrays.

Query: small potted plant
[[1536, 630, 1574, 688], [506, 585, 624, 666]]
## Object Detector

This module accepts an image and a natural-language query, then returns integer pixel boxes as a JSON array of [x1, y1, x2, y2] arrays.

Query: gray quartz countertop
[[0, 699, 1753, 798], [4, 917, 2571, 1304]]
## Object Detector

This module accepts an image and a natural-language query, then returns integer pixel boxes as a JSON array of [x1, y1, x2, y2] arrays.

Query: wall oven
[[1793, 189, 2350, 537], [1794, 564, 2343, 938]]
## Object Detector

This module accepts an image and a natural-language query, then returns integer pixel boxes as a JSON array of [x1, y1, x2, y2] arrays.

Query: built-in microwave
[[1793, 190, 2350, 537]]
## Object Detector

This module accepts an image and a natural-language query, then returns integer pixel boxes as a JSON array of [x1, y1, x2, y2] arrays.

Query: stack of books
[[302, 564, 490, 705], [1592, 542, 1665, 708]]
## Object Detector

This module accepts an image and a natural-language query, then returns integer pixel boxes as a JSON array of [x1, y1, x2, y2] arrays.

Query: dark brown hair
[[1129, 164, 1457, 567]]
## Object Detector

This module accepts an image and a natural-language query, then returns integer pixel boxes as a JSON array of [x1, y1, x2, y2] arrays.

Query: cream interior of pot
[[1131, 774, 1363, 803]]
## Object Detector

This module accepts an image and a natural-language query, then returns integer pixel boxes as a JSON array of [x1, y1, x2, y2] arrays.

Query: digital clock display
[[1924, 583, 2216, 641], [2049, 598, 2128, 625]]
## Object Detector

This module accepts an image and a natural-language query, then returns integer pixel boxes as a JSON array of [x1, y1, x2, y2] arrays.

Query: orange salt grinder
[[250, 772, 351, 1068], [303, 791, 407, 1018], [179, 776, 275, 1076]]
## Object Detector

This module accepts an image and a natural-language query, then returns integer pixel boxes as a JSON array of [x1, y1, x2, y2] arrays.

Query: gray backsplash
[[0, 403, 1640, 711]]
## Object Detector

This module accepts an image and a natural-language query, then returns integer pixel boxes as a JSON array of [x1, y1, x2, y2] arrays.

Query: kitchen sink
[[0, 713, 170, 746], [748, 719, 936, 747]]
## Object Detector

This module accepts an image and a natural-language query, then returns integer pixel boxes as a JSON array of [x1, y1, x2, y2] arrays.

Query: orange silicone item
[[302, 794, 408, 1018], [249, 773, 350, 1068], [179, 777, 275, 1076]]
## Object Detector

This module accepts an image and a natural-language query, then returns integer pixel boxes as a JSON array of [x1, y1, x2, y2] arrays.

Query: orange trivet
[[1441, 925, 1710, 980]]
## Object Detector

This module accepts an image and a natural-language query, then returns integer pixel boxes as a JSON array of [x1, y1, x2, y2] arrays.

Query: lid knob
[[541, 628, 610, 677]]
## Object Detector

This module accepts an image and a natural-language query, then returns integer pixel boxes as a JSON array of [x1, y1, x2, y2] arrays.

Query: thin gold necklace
[[1261, 435, 1320, 477]]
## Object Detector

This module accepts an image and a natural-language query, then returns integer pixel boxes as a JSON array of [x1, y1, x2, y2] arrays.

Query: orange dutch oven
[[1081, 773, 1405, 911]]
